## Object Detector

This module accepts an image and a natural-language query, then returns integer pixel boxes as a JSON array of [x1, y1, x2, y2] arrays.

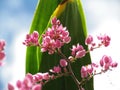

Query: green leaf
[[26, 0, 62, 74], [38, 0, 94, 90]]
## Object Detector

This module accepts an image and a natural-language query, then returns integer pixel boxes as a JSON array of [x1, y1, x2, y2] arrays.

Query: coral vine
[[9, 17, 118, 90]]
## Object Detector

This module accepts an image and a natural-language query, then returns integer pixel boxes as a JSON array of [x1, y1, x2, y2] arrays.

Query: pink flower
[[26, 73, 33, 82], [85, 35, 93, 45], [100, 58, 104, 67], [60, 59, 68, 67], [53, 66, 61, 73], [42, 73, 50, 80], [22, 76, 33, 89], [15, 74, 33, 90], [8, 83, 14, 90], [23, 31, 39, 46], [81, 64, 96, 78], [75, 50, 86, 59], [99, 55, 117, 70], [0, 52, 5, 60], [71, 44, 86, 59], [51, 17, 60, 27], [41, 17, 71, 54], [87, 65, 93, 74], [16, 80, 22, 88], [91, 63, 99, 68], [0, 40, 5, 51], [111, 62, 118, 68], [33, 73, 43, 82], [32, 84, 42, 90], [100, 55, 112, 69], [0, 40, 6, 66], [0, 40, 5, 60], [81, 66, 88, 78], [97, 34, 111, 47]]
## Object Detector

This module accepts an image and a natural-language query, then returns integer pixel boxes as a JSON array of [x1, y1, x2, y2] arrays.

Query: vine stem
[[57, 49, 82, 90], [43, 72, 70, 85]]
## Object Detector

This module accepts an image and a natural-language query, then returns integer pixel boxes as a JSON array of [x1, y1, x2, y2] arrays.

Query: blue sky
[[0, 0, 120, 90], [0, 0, 37, 89]]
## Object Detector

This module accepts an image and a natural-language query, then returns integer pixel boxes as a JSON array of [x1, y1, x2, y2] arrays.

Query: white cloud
[[10, 31, 27, 83], [0, 31, 28, 89], [0, 0, 32, 89]]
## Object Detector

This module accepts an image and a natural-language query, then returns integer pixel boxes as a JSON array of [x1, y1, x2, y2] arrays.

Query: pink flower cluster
[[97, 34, 111, 47], [21, 17, 118, 90], [71, 43, 86, 59], [81, 55, 117, 78], [100, 55, 118, 70], [0, 40, 6, 66], [8, 73, 42, 90], [41, 17, 71, 54], [81, 63, 98, 78], [85, 34, 111, 51], [23, 31, 39, 46], [8, 59, 68, 90]]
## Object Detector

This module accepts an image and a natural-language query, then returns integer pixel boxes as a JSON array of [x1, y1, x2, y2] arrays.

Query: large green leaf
[[38, 0, 94, 90], [26, 0, 62, 74]]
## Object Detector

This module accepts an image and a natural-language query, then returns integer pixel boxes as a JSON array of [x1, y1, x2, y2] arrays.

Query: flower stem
[[57, 49, 81, 89]]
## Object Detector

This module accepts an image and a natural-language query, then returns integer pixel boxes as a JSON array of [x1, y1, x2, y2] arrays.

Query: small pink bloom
[[75, 50, 86, 58], [71, 45, 77, 56], [63, 36, 71, 43], [53, 66, 61, 73], [0, 40, 5, 51], [33, 73, 43, 82], [85, 35, 93, 45], [81, 66, 88, 78], [97, 34, 111, 47], [42, 73, 50, 80], [55, 40, 62, 48], [60, 59, 68, 67], [23, 31, 39, 46], [8, 83, 14, 90], [51, 17, 60, 25], [100, 59, 104, 67], [32, 31, 39, 38], [92, 63, 99, 68], [0, 52, 5, 60], [23, 77, 32, 88], [16, 80, 22, 88], [104, 63, 110, 70], [26, 73, 33, 82], [102, 55, 112, 64], [87, 65, 93, 74], [99, 55, 117, 70], [71, 44, 86, 59], [32, 84, 42, 90], [111, 62, 118, 68]]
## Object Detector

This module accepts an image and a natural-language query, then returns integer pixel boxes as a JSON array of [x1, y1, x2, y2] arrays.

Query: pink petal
[[8, 83, 14, 90]]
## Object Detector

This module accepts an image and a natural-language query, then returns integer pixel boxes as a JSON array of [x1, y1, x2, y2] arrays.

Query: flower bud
[[85, 35, 93, 45], [60, 59, 68, 67]]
